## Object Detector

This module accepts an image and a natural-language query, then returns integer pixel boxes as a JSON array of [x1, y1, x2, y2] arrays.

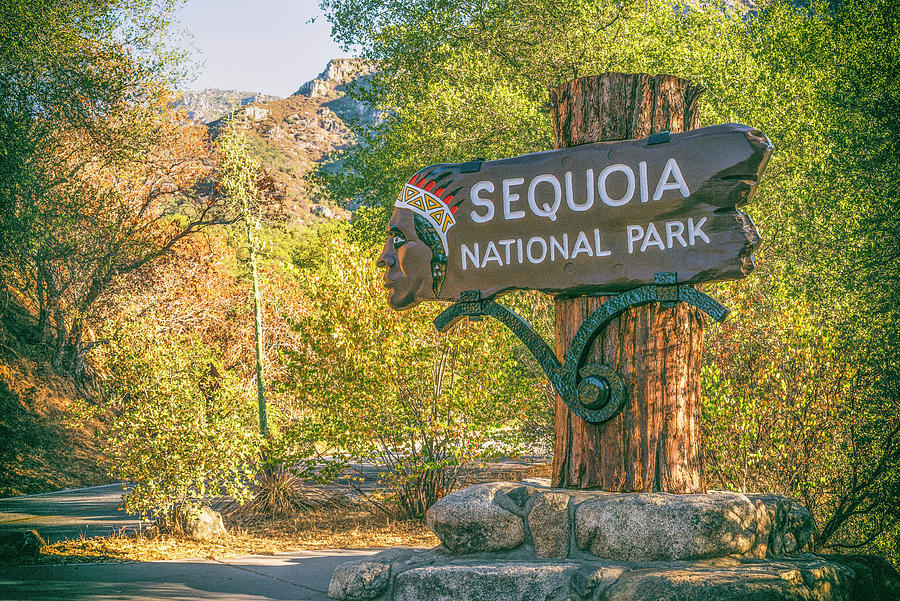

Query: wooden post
[[550, 73, 706, 492]]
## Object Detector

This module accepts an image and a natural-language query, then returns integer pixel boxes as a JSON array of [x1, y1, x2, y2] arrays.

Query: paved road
[[0, 549, 378, 600], [0, 484, 145, 544]]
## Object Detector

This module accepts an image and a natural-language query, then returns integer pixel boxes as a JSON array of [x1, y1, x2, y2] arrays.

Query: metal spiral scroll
[[433, 273, 729, 424]]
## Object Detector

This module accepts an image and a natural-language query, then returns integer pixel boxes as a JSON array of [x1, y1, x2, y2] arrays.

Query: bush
[[91, 316, 260, 522], [281, 225, 550, 518], [703, 277, 900, 556]]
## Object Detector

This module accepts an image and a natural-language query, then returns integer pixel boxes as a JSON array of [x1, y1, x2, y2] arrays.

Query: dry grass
[[35, 505, 437, 565]]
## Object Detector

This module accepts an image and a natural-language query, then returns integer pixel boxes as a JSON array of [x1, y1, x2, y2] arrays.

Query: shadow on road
[[0, 550, 377, 601]]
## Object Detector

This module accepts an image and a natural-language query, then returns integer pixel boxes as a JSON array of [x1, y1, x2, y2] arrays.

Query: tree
[[88, 311, 259, 522], [0, 0, 235, 378], [0, 0, 186, 253]]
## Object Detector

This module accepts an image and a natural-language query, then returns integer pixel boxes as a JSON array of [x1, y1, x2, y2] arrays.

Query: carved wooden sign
[[377, 123, 772, 310]]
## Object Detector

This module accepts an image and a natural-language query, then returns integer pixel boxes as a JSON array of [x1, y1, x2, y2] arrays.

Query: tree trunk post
[[550, 73, 706, 492]]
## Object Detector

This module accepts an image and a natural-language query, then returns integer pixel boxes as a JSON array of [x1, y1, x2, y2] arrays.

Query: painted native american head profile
[[377, 164, 463, 310]]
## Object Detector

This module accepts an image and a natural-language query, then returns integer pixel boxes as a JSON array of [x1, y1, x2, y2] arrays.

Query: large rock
[[329, 560, 391, 600], [244, 105, 271, 121], [0, 530, 43, 560], [176, 505, 227, 541], [784, 501, 814, 553], [394, 563, 575, 601], [426, 483, 527, 553], [334, 555, 858, 601], [744, 493, 791, 555], [293, 58, 377, 98], [575, 492, 769, 561], [527, 492, 570, 558], [602, 556, 854, 601], [745, 493, 814, 555]]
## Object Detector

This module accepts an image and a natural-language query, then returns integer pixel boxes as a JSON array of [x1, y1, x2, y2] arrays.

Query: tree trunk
[[550, 73, 706, 492], [244, 201, 268, 438]]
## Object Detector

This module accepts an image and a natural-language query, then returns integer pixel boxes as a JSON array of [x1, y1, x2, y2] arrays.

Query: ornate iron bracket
[[433, 273, 729, 424]]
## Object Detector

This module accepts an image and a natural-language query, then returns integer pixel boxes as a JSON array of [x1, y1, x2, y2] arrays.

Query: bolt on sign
[[378, 123, 771, 310]]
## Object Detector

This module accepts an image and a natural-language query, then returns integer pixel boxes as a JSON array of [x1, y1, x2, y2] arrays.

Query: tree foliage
[[0, 0, 234, 378], [87, 313, 259, 520], [0, 0, 186, 253], [282, 225, 551, 518]]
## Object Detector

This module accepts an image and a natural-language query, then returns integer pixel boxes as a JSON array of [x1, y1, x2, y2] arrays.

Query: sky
[[174, 0, 354, 97]]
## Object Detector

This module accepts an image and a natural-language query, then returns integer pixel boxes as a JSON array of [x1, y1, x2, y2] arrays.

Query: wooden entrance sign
[[379, 123, 767, 310], [376, 72, 772, 493]]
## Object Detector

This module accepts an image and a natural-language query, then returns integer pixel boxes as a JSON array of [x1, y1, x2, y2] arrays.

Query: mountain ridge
[[174, 89, 282, 124], [204, 58, 377, 224]]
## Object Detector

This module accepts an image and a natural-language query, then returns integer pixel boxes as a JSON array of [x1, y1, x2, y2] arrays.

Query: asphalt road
[[0, 460, 546, 600], [0, 549, 379, 600], [0, 484, 145, 544], [0, 487, 383, 600]]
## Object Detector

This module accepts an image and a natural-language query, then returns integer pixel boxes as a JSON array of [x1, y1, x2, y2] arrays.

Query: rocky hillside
[[174, 89, 281, 123], [208, 59, 377, 224]]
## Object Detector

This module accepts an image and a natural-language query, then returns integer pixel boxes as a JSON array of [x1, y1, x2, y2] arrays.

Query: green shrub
[[92, 316, 260, 521], [703, 278, 900, 557], [281, 226, 550, 518]]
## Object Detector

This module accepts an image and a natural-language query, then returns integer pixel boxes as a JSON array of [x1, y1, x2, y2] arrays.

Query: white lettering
[[627, 225, 644, 254], [599, 163, 636, 207], [527, 174, 562, 221], [688, 217, 709, 245], [550, 234, 569, 261], [653, 158, 690, 200], [527, 237, 547, 263], [469, 181, 495, 223], [461, 243, 480, 270], [481, 241, 502, 267], [565, 170, 594, 211], [665, 220, 687, 248], [594, 228, 612, 257], [640, 223, 665, 252], [571, 231, 594, 258], [460, 230, 621, 270], [502, 178, 526, 220], [639, 161, 649, 203], [498, 239, 516, 264]]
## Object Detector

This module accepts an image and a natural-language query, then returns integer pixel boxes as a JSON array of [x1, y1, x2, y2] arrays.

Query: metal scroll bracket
[[433, 273, 729, 424]]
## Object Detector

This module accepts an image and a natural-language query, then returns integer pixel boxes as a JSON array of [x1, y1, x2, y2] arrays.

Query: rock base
[[424, 481, 813, 561], [330, 548, 861, 601], [328, 482, 900, 600]]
